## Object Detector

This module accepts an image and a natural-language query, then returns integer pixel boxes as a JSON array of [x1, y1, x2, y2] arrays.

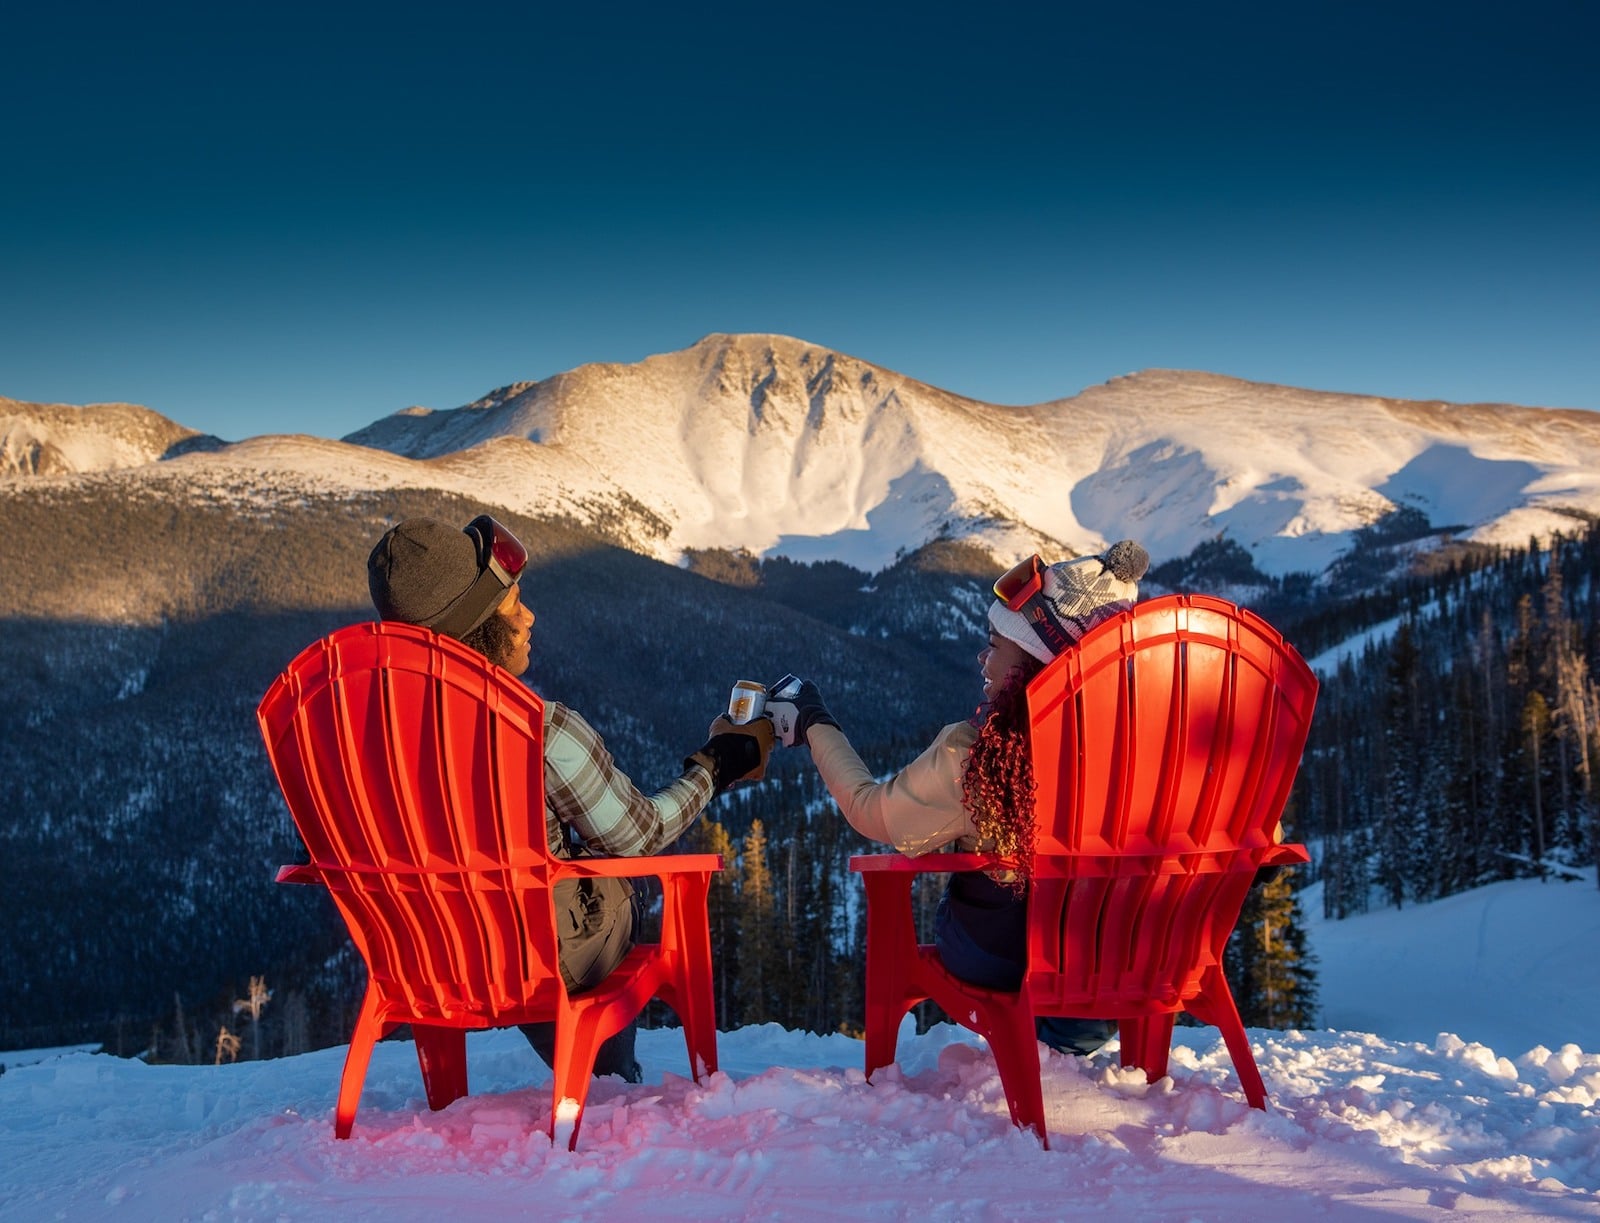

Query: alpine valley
[[3, 332, 1597, 1056]]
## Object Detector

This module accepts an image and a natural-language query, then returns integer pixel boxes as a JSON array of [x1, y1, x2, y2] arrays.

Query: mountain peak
[[0, 397, 216, 478], [377, 337, 1600, 575], [14, 335, 1600, 580]]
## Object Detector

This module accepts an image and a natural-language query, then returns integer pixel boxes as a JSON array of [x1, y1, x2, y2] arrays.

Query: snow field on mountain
[[12, 337, 1600, 580]]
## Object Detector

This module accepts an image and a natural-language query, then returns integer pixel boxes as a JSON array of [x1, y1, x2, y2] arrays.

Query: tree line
[[18, 490, 1595, 1062], [1294, 524, 1599, 916], [137, 741, 1322, 1068]]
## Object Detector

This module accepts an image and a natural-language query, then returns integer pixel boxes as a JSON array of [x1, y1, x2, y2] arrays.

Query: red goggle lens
[[993, 555, 1045, 611], [468, 516, 528, 584], [488, 531, 527, 579]]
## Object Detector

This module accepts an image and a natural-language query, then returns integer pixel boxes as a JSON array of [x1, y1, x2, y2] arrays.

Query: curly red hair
[[960, 656, 1045, 888]]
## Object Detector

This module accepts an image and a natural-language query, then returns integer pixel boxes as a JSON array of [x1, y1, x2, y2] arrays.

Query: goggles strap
[[1017, 591, 1074, 656], [996, 555, 1074, 657], [429, 566, 514, 640]]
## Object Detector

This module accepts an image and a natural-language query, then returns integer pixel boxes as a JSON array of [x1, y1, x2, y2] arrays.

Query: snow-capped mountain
[[343, 334, 1600, 575], [8, 334, 1600, 576], [0, 397, 217, 477]]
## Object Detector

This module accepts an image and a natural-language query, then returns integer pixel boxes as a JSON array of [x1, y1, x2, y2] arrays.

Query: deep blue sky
[[3, 1, 1596, 440]]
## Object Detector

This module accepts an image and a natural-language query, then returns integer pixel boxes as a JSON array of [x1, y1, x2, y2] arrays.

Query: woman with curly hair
[[768, 541, 1150, 1057]]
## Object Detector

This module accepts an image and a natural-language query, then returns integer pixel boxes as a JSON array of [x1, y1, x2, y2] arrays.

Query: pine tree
[[170, 992, 196, 1065], [277, 988, 310, 1058], [1543, 541, 1600, 867], [1522, 691, 1551, 870], [1253, 526, 1600, 923], [1377, 622, 1421, 908], [734, 819, 776, 1025], [776, 800, 853, 1035], [1260, 870, 1319, 1028], [1228, 870, 1320, 1029], [687, 817, 739, 1028], [776, 836, 802, 1023]]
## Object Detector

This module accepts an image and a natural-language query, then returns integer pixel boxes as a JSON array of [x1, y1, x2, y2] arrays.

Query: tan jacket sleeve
[[806, 721, 979, 857]]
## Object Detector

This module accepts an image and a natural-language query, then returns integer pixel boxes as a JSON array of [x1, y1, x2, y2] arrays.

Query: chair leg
[[979, 1001, 1049, 1148], [335, 990, 386, 1139], [549, 1007, 603, 1151], [412, 1024, 469, 1112], [662, 872, 719, 1080], [863, 994, 914, 1082], [1117, 1014, 1176, 1088], [672, 978, 719, 1083], [1191, 968, 1268, 1109], [861, 872, 923, 1080]]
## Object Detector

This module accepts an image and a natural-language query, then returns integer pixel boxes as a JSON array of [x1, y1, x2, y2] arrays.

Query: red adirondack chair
[[851, 594, 1317, 1144], [257, 620, 721, 1148]]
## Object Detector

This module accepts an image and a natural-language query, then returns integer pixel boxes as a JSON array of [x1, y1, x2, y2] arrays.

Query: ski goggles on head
[[466, 514, 528, 588], [429, 516, 529, 638], [992, 554, 1074, 656]]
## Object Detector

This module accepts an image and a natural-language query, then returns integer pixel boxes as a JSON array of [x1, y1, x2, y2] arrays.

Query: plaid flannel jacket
[[542, 700, 714, 857]]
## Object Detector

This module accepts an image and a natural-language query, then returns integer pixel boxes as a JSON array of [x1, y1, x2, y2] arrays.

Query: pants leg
[[1034, 1015, 1116, 1056], [517, 1020, 642, 1083], [934, 888, 1114, 1057], [933, 891, 1025, 990], [518, 876, 644, 1083]]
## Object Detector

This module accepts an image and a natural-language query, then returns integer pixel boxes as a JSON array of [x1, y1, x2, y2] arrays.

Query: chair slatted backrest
[[258, 621, 561, 1022], [1021, 594, 1318, 1011]]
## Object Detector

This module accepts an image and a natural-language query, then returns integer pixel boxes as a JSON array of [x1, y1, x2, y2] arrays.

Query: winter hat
[[367, 518, 509, 639], [988, 539, 1151, 664]]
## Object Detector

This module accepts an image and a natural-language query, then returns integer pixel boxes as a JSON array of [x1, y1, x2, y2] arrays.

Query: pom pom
[[1102, 539, 1149, 582]]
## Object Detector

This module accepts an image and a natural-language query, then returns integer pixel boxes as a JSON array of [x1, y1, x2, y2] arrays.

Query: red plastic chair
[[257, 621, 721, 1148], [851, 594, 1317, 1144]]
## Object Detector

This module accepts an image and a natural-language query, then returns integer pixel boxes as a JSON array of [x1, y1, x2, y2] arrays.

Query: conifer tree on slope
[[735, 820, 776, 1026]]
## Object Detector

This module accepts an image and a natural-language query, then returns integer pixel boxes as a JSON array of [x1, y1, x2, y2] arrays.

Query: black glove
[[763, 675, 840, 748], [685, 714, 775, 793]]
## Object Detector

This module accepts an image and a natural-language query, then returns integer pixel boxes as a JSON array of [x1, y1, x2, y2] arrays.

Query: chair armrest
[[850, 853, 1000, 874], [276, 855, 724, 885], [852, 845, 1312, 879], [559, 852, 724, 879], [1258, 842, 1311, 867]]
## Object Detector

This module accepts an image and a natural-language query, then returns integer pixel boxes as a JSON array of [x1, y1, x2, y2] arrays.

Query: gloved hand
[[763, 674, 840, 748], [685, 714, 775, 792]]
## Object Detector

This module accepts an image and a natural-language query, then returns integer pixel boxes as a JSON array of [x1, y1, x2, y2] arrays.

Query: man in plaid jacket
[[368, 514, 772, 1081]]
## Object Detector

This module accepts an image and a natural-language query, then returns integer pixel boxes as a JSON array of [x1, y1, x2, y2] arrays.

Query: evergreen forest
[[3, 488, 1596, 1069]]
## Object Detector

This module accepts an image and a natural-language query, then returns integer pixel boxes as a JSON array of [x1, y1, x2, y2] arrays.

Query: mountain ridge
[[0, 396, 221, 477], [5, 333, 1598, 578]]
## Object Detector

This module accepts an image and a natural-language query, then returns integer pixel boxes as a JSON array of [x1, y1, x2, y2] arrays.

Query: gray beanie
[[367, 518, 506, 639], [988, 539, 1151, 664]]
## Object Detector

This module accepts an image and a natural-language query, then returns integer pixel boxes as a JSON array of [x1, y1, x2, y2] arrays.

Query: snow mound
[[2, 1022, 1595, 1219]]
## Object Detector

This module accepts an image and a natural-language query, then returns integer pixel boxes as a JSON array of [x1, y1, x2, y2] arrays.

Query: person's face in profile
[[978, 630, 1033, 703], [493, 584, 535, 677]]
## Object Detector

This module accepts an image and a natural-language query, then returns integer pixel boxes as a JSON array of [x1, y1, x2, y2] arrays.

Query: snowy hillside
[[343, 334, 1600, 574], [7, 334, 1600, 578], [0, 396, 214, 477], [3, 870, 1597, 1219]]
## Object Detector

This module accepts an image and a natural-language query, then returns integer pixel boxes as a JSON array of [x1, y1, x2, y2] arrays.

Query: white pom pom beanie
[[987, 539, 1151, 664]]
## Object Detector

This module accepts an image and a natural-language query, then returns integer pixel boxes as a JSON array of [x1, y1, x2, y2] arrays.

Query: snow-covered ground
[[1307, 871, 1600, 1055], [4, 870, 1598, 1221]]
